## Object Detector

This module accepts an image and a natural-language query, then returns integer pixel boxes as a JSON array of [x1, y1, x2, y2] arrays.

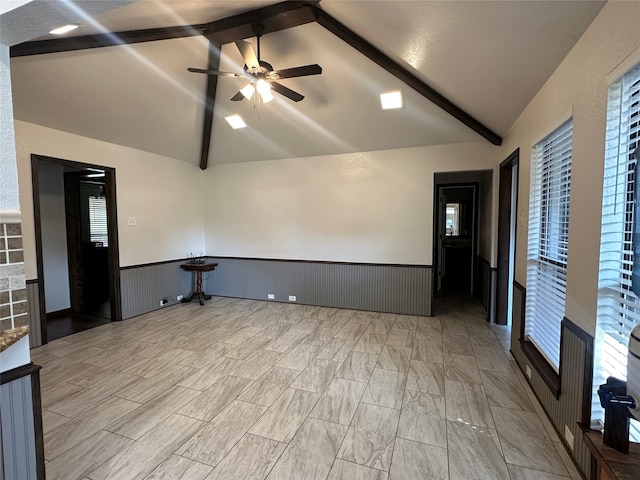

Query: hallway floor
[[32, 294, 582, 480]]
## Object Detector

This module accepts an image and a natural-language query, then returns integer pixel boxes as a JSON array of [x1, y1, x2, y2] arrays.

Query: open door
[[435, 183, 478, 294], [31, 155, 121, 343], [436, 190, 447, 292], [496, 150, 519, 325]]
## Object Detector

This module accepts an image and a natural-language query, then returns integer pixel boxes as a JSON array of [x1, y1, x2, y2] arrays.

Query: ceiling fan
[[188, 23, 322, 103]]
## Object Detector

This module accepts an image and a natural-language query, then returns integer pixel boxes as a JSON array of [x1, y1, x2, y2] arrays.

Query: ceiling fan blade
[[271, 82, 304, 102], [230, 91, 246, 101], [187, 67, 244, 78], [235, 40, 260, 71], [270, 64, 322, 80]]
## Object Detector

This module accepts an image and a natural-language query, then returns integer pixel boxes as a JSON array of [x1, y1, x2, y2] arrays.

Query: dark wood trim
[[26, 279, 38, 284], [120, 258, 193, 270], [207, 255, 432, 269], [520, 339, 561, 399], [514, 280, 527, 349], [198, 41, 221, 170], [122, 255, 432, 270], [204, 1, 319, 46], [31, 154, 122, 333], [10, 25, 209, 57], [0, 362, 41, 385], [10, 2, 319, 57], [312, 6, 502, 146], [515, 280, 561, 399], [11, 0, 500, 152], [104, 169, 122, 321], [563, 316, 595, 424], [31, 365, 46, 480], [496, 148, 519, 325], [30, 155, 47, 345], [64, 171, 84, 313], [516, 288, 594, 410]]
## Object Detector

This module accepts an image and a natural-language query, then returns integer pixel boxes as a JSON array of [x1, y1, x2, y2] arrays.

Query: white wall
[[501, 1, 640, 335], [15, 120, 206, 279], [204, 142, 499, 265], [0, 44, 19, 214], [37, 162, 70, 312]]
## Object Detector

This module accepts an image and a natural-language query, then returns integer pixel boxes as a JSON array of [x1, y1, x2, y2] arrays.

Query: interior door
[[497, 150, 519, 325], [436, 189, 447, 292]]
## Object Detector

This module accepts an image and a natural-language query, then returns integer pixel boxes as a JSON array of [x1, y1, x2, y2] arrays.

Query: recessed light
[[380, 90, 404, 110], [49, 24, 80, 35], [224, 114, 247, 129]]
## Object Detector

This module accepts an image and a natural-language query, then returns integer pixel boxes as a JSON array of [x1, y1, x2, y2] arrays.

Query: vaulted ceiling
[[6, 0, 606, 167]]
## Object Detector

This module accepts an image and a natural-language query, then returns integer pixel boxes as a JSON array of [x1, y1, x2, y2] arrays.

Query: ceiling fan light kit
[[187, 22, 322, 106]]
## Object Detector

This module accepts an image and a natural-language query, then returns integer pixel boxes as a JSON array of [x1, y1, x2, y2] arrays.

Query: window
[[89, 195, 108, 246], [595, 61, 640, 441], [525, 119, 573, 372], [445, 203, 461, 236]]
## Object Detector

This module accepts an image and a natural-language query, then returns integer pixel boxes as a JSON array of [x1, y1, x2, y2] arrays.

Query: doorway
[[435, 183, 478, 294], [31, 155, 121, 343], [496, 149, 519, 325]]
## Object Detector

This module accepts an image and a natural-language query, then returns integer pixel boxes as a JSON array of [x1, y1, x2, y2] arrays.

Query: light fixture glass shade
[[261, 90, 274, 103], [256, 79, 271, 95], [240, 84, 255, 100]]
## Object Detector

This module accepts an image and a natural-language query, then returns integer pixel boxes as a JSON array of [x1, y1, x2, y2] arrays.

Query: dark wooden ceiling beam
[[10, 0, 501, 170], [312, 6, 502, 146], [199, 42, 221, 171], [204, 1, 319, 45], [198, 1, 319, 170], [10, 24, 208, 57]]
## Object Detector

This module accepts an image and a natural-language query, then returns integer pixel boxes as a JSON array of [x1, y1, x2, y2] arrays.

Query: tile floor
[[32, 293, 584, 480]]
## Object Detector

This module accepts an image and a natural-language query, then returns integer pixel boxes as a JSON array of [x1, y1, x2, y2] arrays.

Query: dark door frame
[[496, 149, 519, 325], [433, 181, 480, 295], [31, 154, 121, 343]]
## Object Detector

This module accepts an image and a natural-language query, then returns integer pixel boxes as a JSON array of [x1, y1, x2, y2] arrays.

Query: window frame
[[522, 118, 573, 397], [594, 62, 640, 440]]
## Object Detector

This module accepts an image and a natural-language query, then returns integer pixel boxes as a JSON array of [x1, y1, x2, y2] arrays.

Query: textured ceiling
[[7, 0, 606, 165]]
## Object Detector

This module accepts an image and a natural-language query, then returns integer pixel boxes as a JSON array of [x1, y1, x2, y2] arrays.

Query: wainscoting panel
[[477, 256, 496, 322], [511, 283, 593, 479], [205, 258, 432, 316], [0, 366, 41, 480], [26, 280, 42, 348], [120, 260, 192, 320]]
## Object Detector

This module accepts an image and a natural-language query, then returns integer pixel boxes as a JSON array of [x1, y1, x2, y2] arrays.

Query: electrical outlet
[[526, 365, 532, 379], [267, 294, 275, 300], [128, 216, 137, 226], [564, 425, 574, 451], [177, 295, 184, 302], [288, 295, 296, 302], [160, 297, 168, 306]]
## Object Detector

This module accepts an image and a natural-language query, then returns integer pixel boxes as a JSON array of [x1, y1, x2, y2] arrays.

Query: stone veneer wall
[[0, 221, 28, 331]]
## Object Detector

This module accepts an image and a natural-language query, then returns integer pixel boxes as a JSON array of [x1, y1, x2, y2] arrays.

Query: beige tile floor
[[32, 293, 584, 480]]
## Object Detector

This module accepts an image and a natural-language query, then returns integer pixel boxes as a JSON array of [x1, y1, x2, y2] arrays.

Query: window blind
[[89, 195, 109, 247], [595, 62, 640, 441], [525, 119, 573, 371]]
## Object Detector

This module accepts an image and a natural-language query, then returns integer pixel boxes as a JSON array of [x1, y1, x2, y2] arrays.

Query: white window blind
[[89, 195, 108, 247], [525, 119, 573, 371], [595, 61, 640, 441]]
